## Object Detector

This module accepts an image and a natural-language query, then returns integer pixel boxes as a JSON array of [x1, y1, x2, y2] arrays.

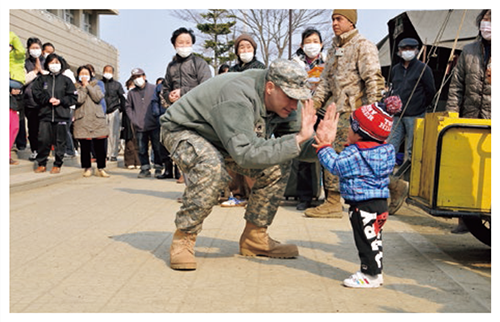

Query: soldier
[[160, 59, 319, 270], [305, 9, 386, 219]]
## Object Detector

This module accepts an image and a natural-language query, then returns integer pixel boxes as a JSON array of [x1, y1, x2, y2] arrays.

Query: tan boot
[[388, 177, 409, 215], [239, 221, 298, 258], [304, 191, 343, 218], [170, 229, 197, 270]]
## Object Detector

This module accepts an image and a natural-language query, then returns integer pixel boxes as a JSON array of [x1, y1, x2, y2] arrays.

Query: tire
[[463, 216, 491, 246]]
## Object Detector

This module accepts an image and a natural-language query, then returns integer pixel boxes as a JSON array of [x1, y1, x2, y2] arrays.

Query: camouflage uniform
[[313, 29, 385, 192], [160, 59, 315, 234]]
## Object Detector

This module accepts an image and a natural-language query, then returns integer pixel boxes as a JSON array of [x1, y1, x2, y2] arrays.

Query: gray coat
[[446, 39, 491, 119], [74, 80, 108, 139]]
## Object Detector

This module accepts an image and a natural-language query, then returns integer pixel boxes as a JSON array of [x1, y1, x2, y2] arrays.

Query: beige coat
[[313, 29, 385, 114], [74, 81, 108, 139]]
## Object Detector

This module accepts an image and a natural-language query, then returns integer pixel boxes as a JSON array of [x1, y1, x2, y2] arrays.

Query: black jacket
[[31, 72, 77, 122], [161, 54, 212, 107], [102, 77, 126, 114], [390, 58, 436, 116], [229, 57, 265, 72]]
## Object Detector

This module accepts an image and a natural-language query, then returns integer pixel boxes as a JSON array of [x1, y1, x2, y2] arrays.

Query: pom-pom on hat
[[350, 96, 402, 142]]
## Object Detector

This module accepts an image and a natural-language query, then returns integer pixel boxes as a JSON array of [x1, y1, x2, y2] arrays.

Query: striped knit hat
[[350, 96, 402, 142]]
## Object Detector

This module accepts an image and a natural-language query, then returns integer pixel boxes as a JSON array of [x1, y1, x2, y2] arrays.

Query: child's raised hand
[[312, 102, 340, 148]]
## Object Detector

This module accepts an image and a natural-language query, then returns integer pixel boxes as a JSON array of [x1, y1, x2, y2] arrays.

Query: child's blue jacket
[[317, 141, 396, 203]]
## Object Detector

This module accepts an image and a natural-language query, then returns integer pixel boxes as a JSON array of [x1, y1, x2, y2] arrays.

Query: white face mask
[[400, 50, 416, 62], [30, 48, 42, 58], [133, 77, 145, 88], [79, 75, 90, 82], [303, 43, 322, 59], [239, 52, 254, 63], [480, 21, 491, 41], [176, 46, 193, 58], [103, 73, 113, 80], [49, 63, 61, 74]]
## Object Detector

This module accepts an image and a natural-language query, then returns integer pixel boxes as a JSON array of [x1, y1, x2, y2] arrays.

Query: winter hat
[[350, 96, 402, 142], [332, 9, 357, 25], [234, 34, 258, 55]]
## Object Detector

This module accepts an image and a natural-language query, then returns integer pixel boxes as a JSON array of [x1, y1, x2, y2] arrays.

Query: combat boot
[[304, 191, 343, 218], [388, 177, 409, 215], [239, 221, 298, 258], [170, 229, 197, 270]]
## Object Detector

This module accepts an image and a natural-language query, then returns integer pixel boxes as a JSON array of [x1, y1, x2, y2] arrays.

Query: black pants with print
[[347, 198, 388, 276]]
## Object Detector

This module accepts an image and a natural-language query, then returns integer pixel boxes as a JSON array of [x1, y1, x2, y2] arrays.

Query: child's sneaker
[[221, 196, 248, 207], [343, 271, 383, 288]]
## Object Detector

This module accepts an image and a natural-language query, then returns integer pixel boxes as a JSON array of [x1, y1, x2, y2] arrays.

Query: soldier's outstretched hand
[[313, 102, 339, 148], [296, 99, 318, 145]]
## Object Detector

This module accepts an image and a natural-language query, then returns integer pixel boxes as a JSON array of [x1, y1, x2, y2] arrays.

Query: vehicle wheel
[[463, 216, 491, 246]]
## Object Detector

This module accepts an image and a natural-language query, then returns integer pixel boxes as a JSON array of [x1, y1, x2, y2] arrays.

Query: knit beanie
[[332, 9, 357, 25], [234, 34, 258, 55], [350, 96, 402, 142]]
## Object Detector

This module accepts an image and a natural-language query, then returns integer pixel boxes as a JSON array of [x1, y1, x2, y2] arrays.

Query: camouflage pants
[[323, 111, 351, 192], [163, 129, 291, 235]]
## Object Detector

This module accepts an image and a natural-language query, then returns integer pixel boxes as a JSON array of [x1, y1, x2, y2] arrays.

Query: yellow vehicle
[[407, 112, 491, 246]]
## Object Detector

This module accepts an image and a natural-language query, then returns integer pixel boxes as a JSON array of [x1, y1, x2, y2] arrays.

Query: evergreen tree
[[196, 9, 237, 73]]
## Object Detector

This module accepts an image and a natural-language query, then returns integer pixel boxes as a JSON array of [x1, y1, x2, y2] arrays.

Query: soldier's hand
[[296, 99, 317, 145], [313, 102, 339, 148]]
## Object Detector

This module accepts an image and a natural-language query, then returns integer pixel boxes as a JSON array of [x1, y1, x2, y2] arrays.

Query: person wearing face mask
[[388, 38, 436, 162], [23, 37, 47, 161], [385, 38, 435, 216], [221, 34, 265, 207], [74, 65, 110, 178], [31, 53, 77, 174], [229, 34, 265, 72], [305, 10, 386, 219], [446, 9, 491, 119], [161, 27, 212, 109], [160, 27, 212, 183], [102, 65, 126, 162], [289, 28, 328, 211], [125, 68, 163, 178], [446, 9, 491, 234]]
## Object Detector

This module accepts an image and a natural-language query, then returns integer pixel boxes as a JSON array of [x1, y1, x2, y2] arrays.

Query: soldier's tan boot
[[239, 221, 298, 258], [170, 229, 197, 270], [388, 177, 409, 215], [304, 191, 343, 218]]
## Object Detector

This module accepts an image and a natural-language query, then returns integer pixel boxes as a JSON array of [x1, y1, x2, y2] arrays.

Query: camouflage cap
[[267, 59, 311, 100]]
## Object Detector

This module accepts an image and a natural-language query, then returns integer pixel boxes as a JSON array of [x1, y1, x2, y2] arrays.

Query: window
[[63, 9, 74, 24], [82, 12, 92, 33]]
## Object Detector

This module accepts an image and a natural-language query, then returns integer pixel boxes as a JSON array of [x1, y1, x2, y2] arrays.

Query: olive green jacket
[[160, 69, 316, 169]]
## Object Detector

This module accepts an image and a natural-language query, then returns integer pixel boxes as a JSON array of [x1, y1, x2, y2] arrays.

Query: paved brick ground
[[6, 159, 491, 313]]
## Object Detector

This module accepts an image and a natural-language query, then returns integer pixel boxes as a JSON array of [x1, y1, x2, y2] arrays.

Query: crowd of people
[[9, 9, 491, 289]]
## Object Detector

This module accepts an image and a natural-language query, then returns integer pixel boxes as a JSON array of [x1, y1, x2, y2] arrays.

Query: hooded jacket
[[31, 71, 77, 123], [73, 80, 108, 139], [446, 38, 491, 119], [9, 32, 25, 85]]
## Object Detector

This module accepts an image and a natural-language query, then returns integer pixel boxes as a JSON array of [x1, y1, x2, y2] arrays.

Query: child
[[313, 96, 402, 288]]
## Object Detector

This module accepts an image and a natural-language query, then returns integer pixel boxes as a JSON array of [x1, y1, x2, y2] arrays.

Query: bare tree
[[169, 9, 333, 66], [230, 9, 332, 66]]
